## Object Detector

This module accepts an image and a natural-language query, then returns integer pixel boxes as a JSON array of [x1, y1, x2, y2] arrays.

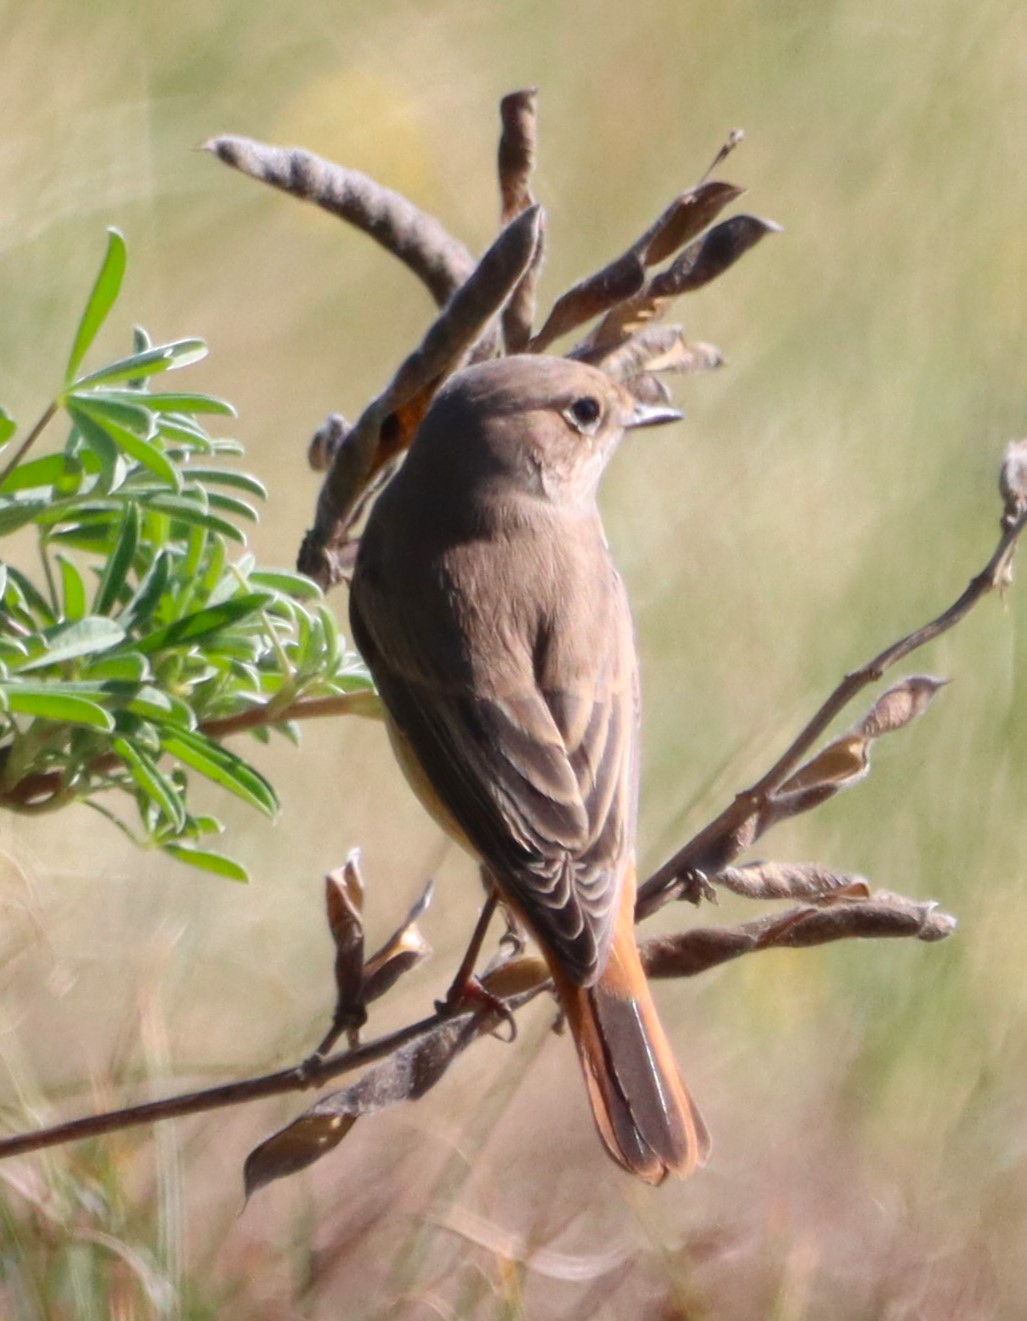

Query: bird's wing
[[349, 551, 637, 986]]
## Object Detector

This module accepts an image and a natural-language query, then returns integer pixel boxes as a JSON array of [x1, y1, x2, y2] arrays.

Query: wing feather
[[350, 519, 638, 986]]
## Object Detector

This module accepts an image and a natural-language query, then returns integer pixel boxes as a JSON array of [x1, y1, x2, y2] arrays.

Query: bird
[[349, 353, 710, 1183]]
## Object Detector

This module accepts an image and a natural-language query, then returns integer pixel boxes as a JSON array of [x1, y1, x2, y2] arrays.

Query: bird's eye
[[564, 396, 602, 433]]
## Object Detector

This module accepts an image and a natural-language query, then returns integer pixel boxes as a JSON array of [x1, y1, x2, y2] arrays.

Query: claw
[[435, 976, 518, 1042]]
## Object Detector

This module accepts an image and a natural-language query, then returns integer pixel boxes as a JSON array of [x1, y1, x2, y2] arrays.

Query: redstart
[[350, 354, 709, 1182]]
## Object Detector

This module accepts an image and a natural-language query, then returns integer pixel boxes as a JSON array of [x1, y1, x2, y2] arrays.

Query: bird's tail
[[553, 869, 710, 1184]]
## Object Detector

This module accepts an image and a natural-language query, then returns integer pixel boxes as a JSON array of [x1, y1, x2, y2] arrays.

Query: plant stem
[[0, 401, 58, 487]]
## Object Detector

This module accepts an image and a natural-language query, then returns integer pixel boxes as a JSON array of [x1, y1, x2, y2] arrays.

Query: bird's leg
[[497, 907, 527, 959], [436, 879, 517, 1040], [442, 888, 498, 1004]]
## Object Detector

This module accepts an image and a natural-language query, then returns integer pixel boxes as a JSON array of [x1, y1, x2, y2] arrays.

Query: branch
[[497, 89, 542, 355], [0, 402, 58, 487], [0, 885, 950, 1167], [636, 505, 1027, 918], [203, 136, 475, 308], [0, 690, 382, 810]]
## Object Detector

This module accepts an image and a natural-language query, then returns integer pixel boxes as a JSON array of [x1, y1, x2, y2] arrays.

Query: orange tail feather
[[554, 872, 710, 1184]]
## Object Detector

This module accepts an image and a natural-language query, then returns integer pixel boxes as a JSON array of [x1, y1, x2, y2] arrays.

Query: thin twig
[[0, 1012, 444, 1161], [0, 888, 952, 1163], [0, 691, 381, 810], [203, 136, 475, 308], [497, 88, 541, 354], [0, 403, 58, 488], [636, 506, 1027, 918]]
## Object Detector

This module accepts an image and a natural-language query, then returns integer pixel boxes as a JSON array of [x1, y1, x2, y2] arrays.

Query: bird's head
[[409, 355, 681, 510]]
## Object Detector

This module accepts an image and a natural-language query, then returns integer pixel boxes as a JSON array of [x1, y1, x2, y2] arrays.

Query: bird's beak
[[624, 400, 684, 430]]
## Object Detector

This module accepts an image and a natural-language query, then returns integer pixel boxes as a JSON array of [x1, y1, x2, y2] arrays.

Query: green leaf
[[1, 685, 115, 729], [4, 566, 56, 628], [249, 569, 322, 599], [14, 616, 126, 671], [68, 402, 179, 490], [69, 392, 154, 437], [65, 229, 127, 385], [158, 414, 215, 452], [0, 407, 16, 447], [83, 652, 149, 681], [92, 502, 140, 615], [90, 389, 235, 418], [70, 412, 127, 494], [0, 496, 50, 535], [162, 843, 249, 881], [114, 736, 186, 831], [47, 523, 119, 555], [160, 726, 277, 816], [316, 603, 342, 673], [138, 493, 245, 544], [205, 491, 259, 523], [69, 339, 208, 389], [55, 554, 87, 621], [0, 452, 79, 495], [183, 468, 267, 501], [125, 685, 194, 726], [119, 550, 172, 634], [135, 592, 271, 655]]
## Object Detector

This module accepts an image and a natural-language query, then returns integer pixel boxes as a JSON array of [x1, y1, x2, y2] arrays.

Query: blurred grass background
[[2, 0, 1027, 1316]]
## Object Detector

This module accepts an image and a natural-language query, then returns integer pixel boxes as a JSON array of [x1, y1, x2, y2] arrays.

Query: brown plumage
[[349, 354, 709, 1182]]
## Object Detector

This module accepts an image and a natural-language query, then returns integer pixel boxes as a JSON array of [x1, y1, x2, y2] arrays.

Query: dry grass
[[2, 0, 1027, 1316]]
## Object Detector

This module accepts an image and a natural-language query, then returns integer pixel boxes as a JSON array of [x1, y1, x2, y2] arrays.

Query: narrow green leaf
[[118, 684, 192, 726], [82, 652, 149, 682], [93, 503, 140, 615], [205, 491, 258, 523], [135, 592, 271, 655], [0, 407, 16, 446], [0, 453, 77, 495], [249, 569, 322, 599], [182, 469, 267, 502], [4, 566, 56, 628], [196, 533, 225, 596], [1, 685, 115, 729], [119, 550, 172, 633], [162, 843, 249, 881], [35, 498, 124, 525], [158, 414, 215, 452], [70, 339, 208, 389], [0, 644, 26, 673], [160, 726, 277, 816], [69, 392, 154, 437], [54, 454, 86, 498], [70, 412, 127, 494], [176, 813, 222, 840], [317, 603, 342, 672], [138, 494, 245, 543], [55, 554, 87, 621], [47, 524, 119, 555], [89, 388, 235, 417], [65, 229, 127, 385], [114, 736, 186, 831], [208, 438, 244, 457], [14, 616, 126, 671], [0, 496, 50, 535], [69, 403, 179, 490]]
